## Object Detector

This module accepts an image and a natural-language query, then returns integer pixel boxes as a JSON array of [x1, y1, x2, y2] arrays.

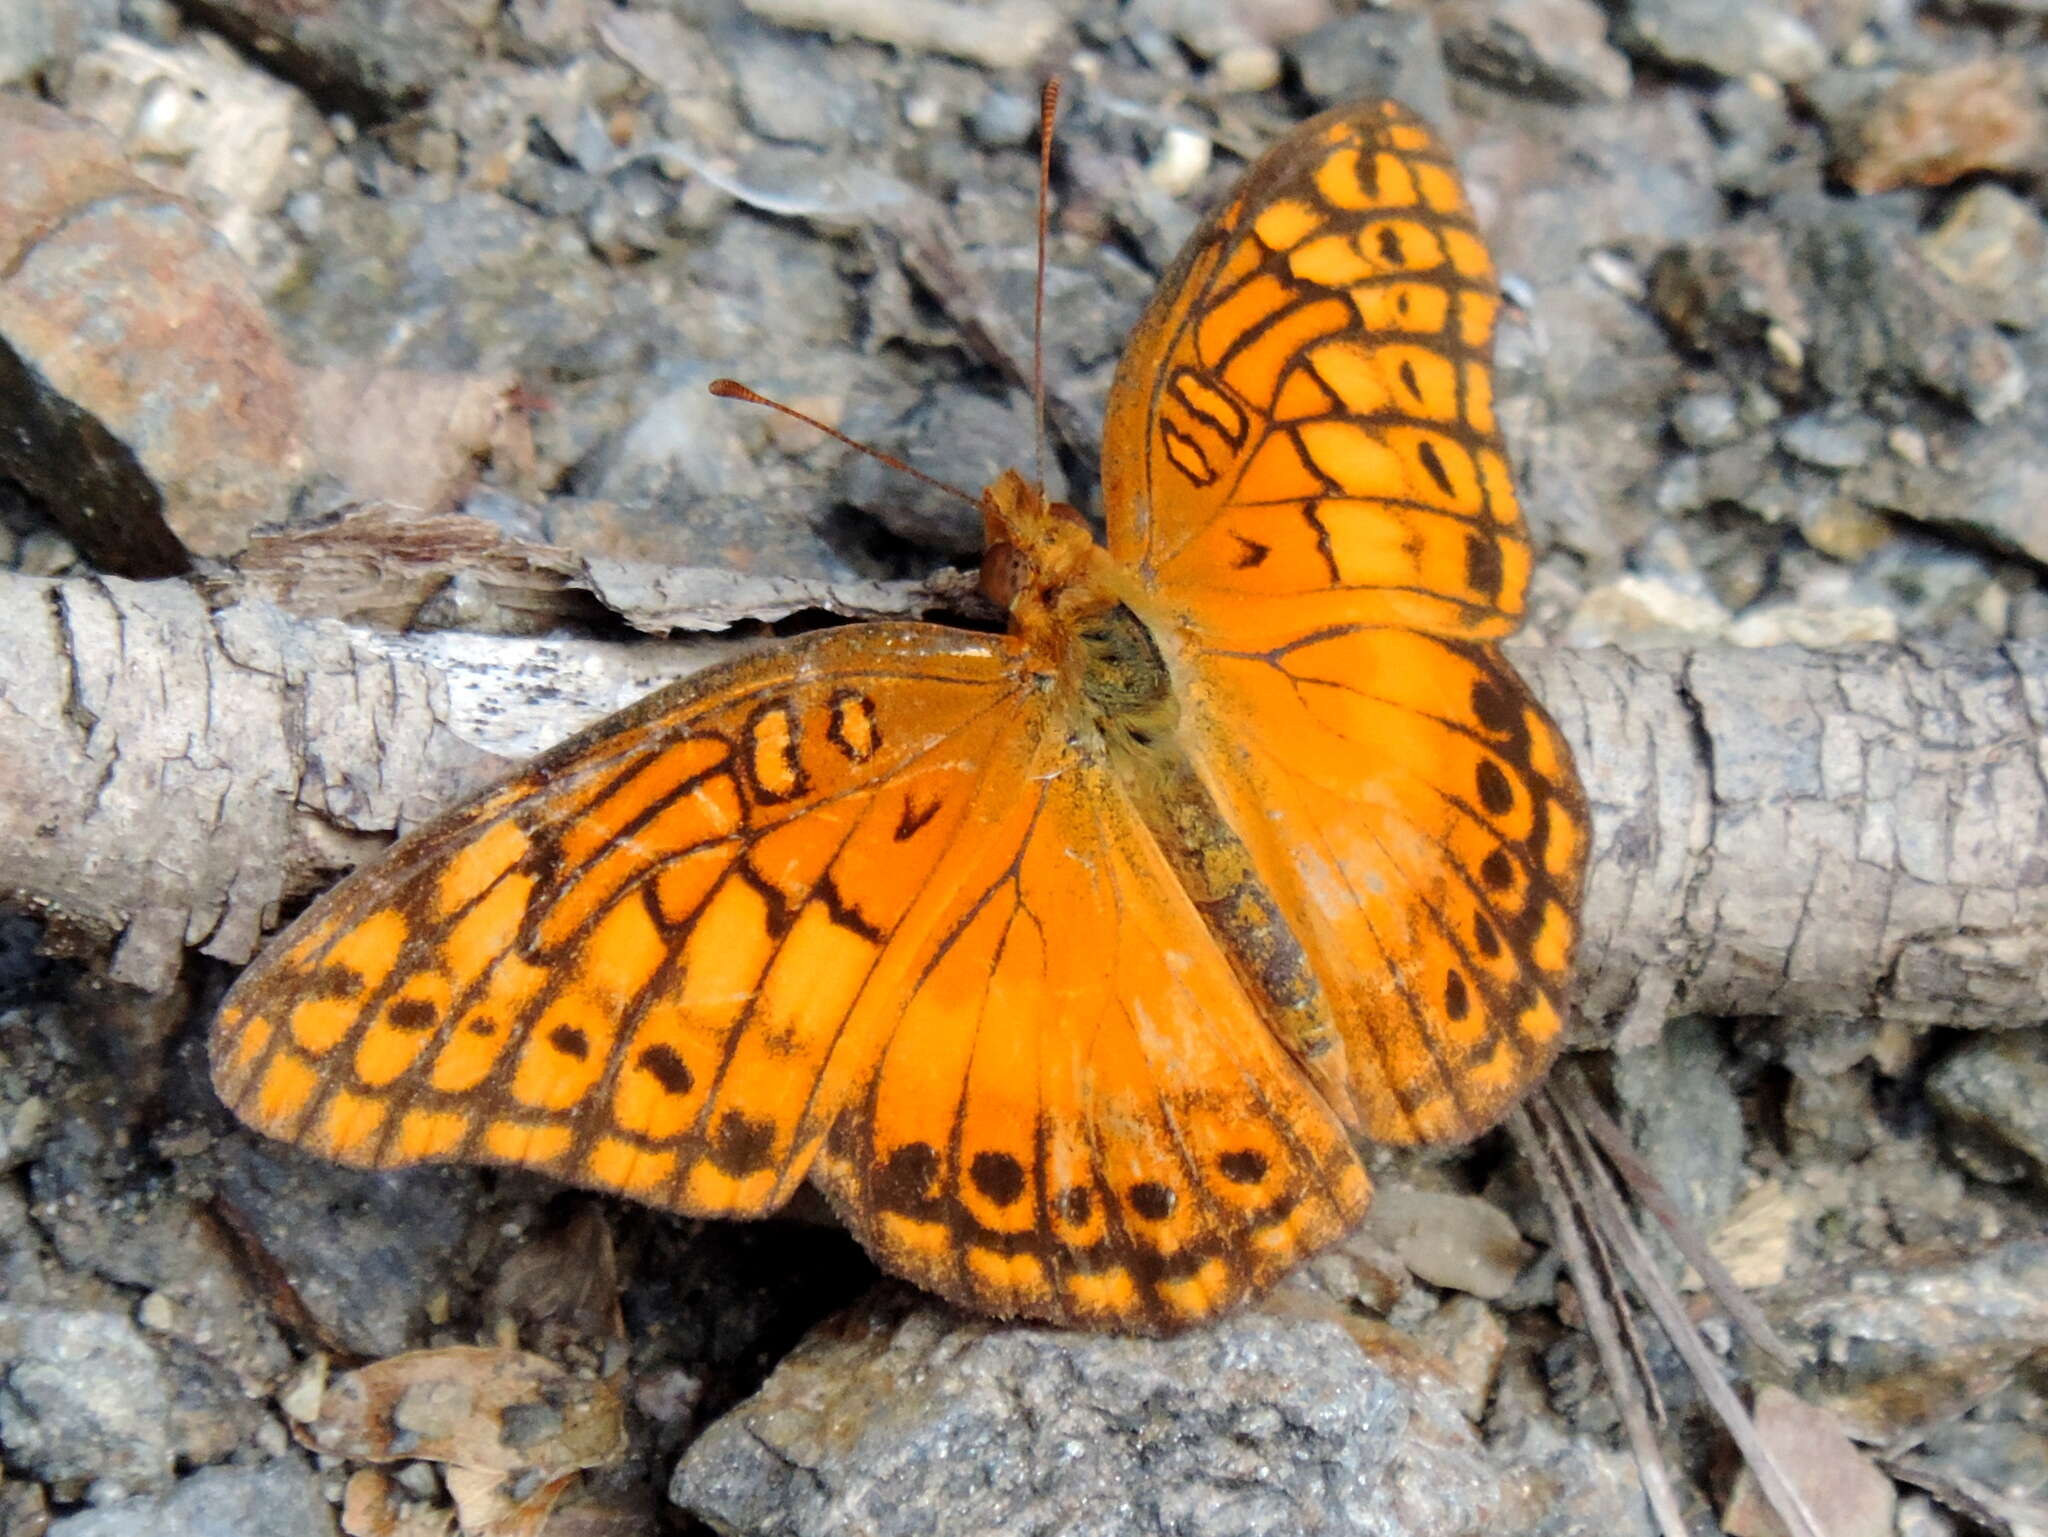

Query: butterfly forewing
[[1096, 100, 1588, 1145], [213, 625, 1029, 1215], [1102, 99, 1530, 653]]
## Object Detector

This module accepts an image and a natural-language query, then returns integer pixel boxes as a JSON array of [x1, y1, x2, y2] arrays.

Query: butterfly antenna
[[1032, 77, 1060, 492], [708, 380, 981, 509]]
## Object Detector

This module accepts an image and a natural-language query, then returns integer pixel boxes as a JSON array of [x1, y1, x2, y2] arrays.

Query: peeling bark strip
[[0, 571, 2043, 1030]]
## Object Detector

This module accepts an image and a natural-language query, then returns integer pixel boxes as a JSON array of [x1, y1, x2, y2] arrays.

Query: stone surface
[[1927, 1028, 2048, 1184], [0, 99, 306, 573], [1817, 59, 2048, 195], [1290, 10, 1453, 131], [1616, 0, 1824, 83], [0, 1308, 174, 1494], [672, 1298, 1527, 1537], [1359, 1186, 1530, 1301], [206, 1138, 482, 1361], [1437, 0, 1630, 105], [44, 1457, 336, 1537]]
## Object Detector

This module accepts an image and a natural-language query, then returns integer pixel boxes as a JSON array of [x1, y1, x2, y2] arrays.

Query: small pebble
[[1146, 128, 1213, 197]]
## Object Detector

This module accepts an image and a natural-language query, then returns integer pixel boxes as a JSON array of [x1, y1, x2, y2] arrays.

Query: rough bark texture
[[3, 569, 2042, 1029]]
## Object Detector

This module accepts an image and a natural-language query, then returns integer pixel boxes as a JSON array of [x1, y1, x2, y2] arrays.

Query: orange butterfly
[[213, 99, 1587, 1334]]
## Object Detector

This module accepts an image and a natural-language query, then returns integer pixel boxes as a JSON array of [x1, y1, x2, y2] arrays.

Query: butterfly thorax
[[979, 470, 1355, 1116]]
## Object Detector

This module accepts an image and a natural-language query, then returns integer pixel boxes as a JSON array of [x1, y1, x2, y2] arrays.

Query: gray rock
[[969, 90, 1038, 150], [1291, 11, 1454, 134], [1611, 1016, 1745, 1273], [45, 1457, 335, 1537], [672, 1297, 1525, 1537], [1920, 182, 2048, 333], [161, 0, 493, 118], [838, 387, 1061, 559], [0, 1308, 174, 1493], [207, 1137, 480, 1361], [1617, 0, 1825, 83], [727, 23, 881, 150], [1704, 76, 1818, 200], [1669, 390, 1744, 449], [1793, 205, 2026, 425], [1766, 1238, 2048, 1387], [1438, 0, 1631, 105], [1927, 1027, 2048, 1184], [1779, 409, 1883, 471]]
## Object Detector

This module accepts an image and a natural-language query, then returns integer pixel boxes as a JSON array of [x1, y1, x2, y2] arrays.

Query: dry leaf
[[445, 1465, 576, 1537], [305, 1347, 626, 1475], [342, 1468, 455, 1537]]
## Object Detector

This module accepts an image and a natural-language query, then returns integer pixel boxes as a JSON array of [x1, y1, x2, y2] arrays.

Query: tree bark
[[3, 571, 2042, 1039]]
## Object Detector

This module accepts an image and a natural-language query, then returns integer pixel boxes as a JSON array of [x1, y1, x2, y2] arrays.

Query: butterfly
[[212, 98, 1587, 1334]]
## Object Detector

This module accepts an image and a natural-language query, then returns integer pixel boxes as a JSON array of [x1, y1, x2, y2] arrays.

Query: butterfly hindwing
[[808, 736, 1370, 1332]]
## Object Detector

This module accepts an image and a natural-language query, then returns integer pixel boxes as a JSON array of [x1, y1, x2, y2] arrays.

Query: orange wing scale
[[211, 98, 1585, 1334]]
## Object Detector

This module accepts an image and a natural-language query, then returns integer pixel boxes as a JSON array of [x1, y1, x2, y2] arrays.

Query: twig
[[1511, 1104, 1692, 1537], [1553, 1070, 1800, 1370], [1543, 1091, 1828, 1537]]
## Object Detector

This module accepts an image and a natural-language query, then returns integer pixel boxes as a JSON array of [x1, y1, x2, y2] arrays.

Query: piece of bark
[[0, 568, 2042, 1028], [233, 503, 987, 637]]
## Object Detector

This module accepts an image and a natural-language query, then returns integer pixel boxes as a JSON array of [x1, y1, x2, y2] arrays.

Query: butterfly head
[[979, 467, 1107, 626]]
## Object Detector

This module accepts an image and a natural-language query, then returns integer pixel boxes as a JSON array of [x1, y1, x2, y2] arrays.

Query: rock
[[1705, 76, 1816, 201], [1720, 1386, 1893, 1537], [1920, 183, 2048, 332], [1766, 1238, 2048, 1400], [0, 0, 119, 87], [1565, 575, 1731, 648], [1727, 601, 1898, 649], [968, 90, 1037, 151], [1291, 11, 1454, 133], [837, 387, 1056, 559], [0, 1479, 50, 1537], [1658, 202, 2027, 425], [1926, 1028, 2048, 1185], [1701, 1178, 1799, 1290], [1438, 0, 1631, 105], [1904, 1421, 2048, 1522], [1358, 1185, 1530, 1301], [1412, 1297, 1509, 1423], [44, 1457, 335, 1537], [1611, 1017, 1746, 1272], [1669, 390, 1744, 449], [1779, 410, 1883, 471], [727, 23, 881, 151], [162, 0, 496, 119], [0, 1308, 174, 1494], [740, 0, 1063, 71], [672, 1297, 1526, 1536], [0, 99, 306, 573], [60, 33, 313, 271], [207, 1138, 482, 1361], [1648, 219, 1807, 387], [1815, 59, 2048, 195], [1616, 0, 1825, 84]]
